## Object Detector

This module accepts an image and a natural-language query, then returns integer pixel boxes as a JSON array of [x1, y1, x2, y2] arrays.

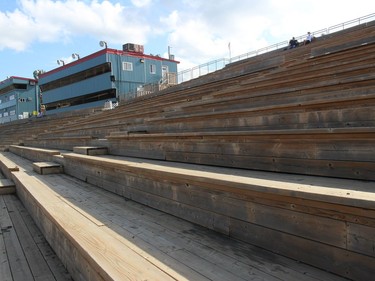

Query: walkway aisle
[[0, 193, 73, 281]]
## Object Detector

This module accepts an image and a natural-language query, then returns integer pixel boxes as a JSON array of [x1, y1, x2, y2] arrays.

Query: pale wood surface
[[0, 194, 73, 281], [0, 152, 348, 281]]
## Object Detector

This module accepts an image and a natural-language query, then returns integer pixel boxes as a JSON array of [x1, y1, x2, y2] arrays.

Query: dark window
[[0, 83, 27, 95], [40, 62, 112, 92]]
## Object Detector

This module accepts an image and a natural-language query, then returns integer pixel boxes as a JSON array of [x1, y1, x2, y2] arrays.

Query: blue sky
[[0, 0, 374, 81]]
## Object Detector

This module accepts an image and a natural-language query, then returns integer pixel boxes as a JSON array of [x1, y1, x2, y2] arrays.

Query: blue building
[[0, 76, 38, 123], [38, 43, 179, 114]]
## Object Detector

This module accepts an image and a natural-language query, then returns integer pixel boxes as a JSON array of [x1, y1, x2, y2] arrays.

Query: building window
[[123, 62, 133, 71], [150, 64, 156, 74], [10, 110, 15, 116], [9, 95, 15, 100], [39, 62, 111, 92]]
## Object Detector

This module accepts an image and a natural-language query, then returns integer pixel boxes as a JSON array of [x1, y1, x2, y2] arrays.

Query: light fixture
[[72, 53, 80, 60], [140, 58, 144, 63], [57, 59, 65, 66], [99, 40, 107, 48], [33, 69, 44, 79]]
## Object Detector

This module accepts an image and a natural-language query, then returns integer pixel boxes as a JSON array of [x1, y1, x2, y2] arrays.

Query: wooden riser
[[0, 179, 16, 195], [32, 162, 63, 175], [73, 146, 108, 156]]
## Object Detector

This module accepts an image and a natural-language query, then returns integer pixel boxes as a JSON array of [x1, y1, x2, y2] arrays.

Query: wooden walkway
[[0, 193, 73, 281], [0, 153, 349, 281]]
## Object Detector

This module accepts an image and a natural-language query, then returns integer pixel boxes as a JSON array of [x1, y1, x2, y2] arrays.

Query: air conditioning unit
[[123, 43, 144, 54], [123, 43, 135, 52]]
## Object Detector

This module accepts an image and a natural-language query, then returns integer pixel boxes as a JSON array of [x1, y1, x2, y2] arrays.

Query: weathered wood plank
[[0, 196, 34, 281], [60, 152, 375, 210], [11, 170, 188, 281], [3, 195, 60, 281], [11, 195, 73, 281], [0, 196, 12, 281], [230, 218, 375, 281], [347, 222, 375, 258]]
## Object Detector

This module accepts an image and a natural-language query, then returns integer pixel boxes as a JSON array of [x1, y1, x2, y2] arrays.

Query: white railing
[[177, 13, 375, 83]]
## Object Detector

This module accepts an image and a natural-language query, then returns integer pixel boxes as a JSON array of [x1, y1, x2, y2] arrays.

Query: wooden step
[[0, 179, 16, 195], [9, 145, 62, 162], [73, 146, 108, 156], [32, 162, 63, 175]]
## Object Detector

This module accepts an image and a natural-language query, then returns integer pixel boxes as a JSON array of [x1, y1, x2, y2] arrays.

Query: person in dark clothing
[[288, 37, 299, 49]]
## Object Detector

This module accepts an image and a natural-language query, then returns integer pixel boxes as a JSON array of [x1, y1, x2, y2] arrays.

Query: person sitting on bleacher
[[303, 32, 313, 45], [288, 37, 299, 49]]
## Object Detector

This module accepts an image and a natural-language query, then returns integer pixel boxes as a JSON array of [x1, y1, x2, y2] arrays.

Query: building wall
[[109, 51, 178, 98], [38, 48, 179, 114], [0, 77, 38, 123]]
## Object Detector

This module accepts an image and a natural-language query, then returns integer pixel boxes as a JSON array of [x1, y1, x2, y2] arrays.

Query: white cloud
[[0, 0, 373, 77], [0, 9, 37, 51], [0, 0, 153, 51], [161, 0, 374, 70], [131, 0, 152, 8]]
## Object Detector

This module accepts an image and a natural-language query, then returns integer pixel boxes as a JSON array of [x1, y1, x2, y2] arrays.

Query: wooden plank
[[230, 218, 375, 281], [347, 222, 375, 258], [3, 195, 60, 281], [9, 145, 62, 163], [0, 195, 34, 281], [11, 194, 73, 281], [60, 152, 375, 209], [71, 162, 349, 248], [11, 170, 183, 281], [0, 196, 12, 281]]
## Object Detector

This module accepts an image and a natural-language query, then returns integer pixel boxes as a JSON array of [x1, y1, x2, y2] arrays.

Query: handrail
[[177, 13, 375, 83]]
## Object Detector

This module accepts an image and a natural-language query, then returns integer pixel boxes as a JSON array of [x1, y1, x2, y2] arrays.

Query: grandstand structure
[[0, 18, 374, 281]]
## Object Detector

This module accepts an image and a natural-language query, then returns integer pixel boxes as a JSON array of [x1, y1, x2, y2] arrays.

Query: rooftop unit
[[123, 43, 144, 54]]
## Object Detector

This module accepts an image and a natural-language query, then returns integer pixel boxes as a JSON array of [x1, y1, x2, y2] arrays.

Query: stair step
[[73, 146, 108, 156], [0, 179, 16, 194], [32, 162, 63, 175]]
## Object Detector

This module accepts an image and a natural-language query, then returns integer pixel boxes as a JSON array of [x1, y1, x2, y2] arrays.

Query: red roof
[[40, 48, 179, 78]]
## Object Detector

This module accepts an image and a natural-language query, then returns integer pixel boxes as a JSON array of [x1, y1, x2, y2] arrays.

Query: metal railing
[[177, 13, 375, 83]]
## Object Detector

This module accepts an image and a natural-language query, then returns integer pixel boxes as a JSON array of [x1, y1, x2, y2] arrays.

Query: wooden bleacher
[[0, 151, 349, 281], [0, 19, 374, 281], [0, 107, 101, 151]]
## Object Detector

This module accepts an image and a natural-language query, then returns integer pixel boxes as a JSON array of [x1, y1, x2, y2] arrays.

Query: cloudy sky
[[0, 0, 373, 80]]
